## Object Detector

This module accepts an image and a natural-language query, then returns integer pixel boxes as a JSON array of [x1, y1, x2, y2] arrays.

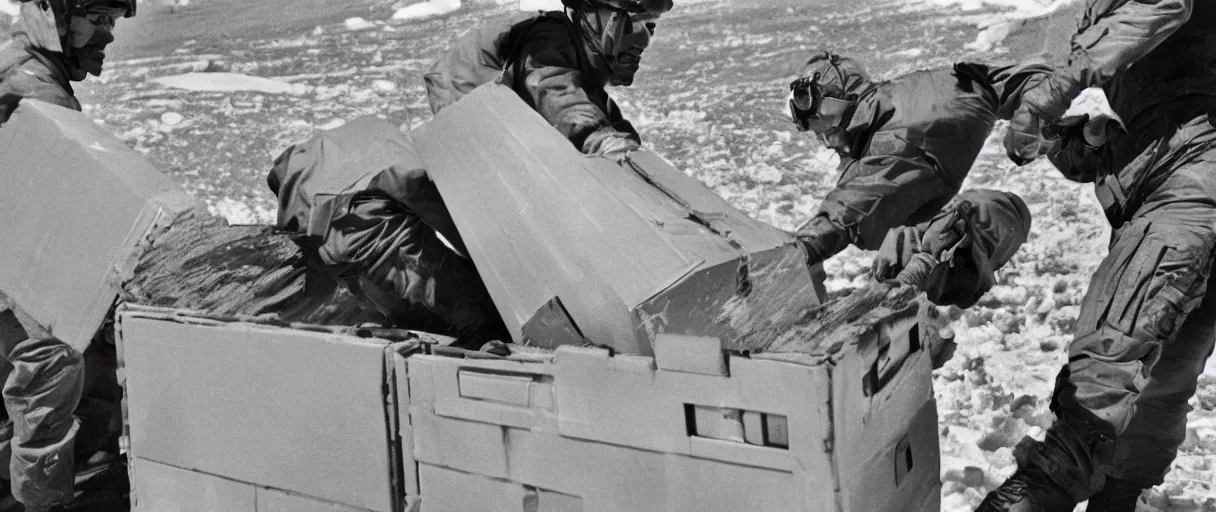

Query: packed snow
[[392, 0, 462, 20], [151, 72, 298, 94]]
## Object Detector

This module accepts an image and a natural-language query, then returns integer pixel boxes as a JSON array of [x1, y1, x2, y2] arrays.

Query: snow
[[392, 0, 461, 21], [208, 198, 276, 226], [0, 1, 17, 18], [518, 0, 562, 10], [150, 73, 297, 94], [344, 17, 378, 31], [160, 112, 184, 126]]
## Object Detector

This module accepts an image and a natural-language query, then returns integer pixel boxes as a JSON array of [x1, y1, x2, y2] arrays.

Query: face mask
[[65, 10, 117, 78], [608, 20, 653, 86]]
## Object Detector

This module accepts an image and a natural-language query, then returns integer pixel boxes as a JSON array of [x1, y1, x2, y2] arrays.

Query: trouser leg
[[320, 199, 509, 345], [1016, 171, 1216, 501], [0, 329, 85, 509], [1102, 269, 1216, 488]]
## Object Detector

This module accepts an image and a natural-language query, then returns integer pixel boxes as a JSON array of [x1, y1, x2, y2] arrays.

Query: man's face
[[66, 10, 119, 77], [610, 19, 653, 86], [524, 60, 608, 147], [580, 7, 655, 86]]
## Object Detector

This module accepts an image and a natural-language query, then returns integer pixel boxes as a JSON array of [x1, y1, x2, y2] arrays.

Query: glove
[[1004, 71, 1084, 166], [1043, 113, 1124, 183], [871, 226, 921, 281], [891, 201, 974, 290], [583, 128, 641, 156], [1004, 106, 1049, 166], [795, 215, 849, 267]]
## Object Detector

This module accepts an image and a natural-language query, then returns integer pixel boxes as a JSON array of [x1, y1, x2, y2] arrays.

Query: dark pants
[[0, 303, 84, 510], [315, 197, 509, 347], [1016, 118, 1216, 500]]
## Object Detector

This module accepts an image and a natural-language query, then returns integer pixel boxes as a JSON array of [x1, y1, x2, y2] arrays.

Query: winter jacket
[[0, 39, 79, 125], [1022, 0, 1215, 168], [267, 115, 467, 259], [808, 62, 1041, 254], [423, 10, 639, 147]]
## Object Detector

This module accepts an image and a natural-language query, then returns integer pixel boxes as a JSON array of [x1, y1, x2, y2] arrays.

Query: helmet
[[77, 0, 136, 18], [560, 0, 669, 85], [561, 0, 672, 18], [788, 52, 869, 132], [798, 52, 869, 99]]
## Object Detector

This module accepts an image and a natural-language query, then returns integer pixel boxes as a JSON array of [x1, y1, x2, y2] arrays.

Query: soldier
[[788, 52, 1035, 309], [425, 0, 669, 153], [0, 1, 136, 510], [267, 0, 671, 347], [979, 0, 1216, 510]]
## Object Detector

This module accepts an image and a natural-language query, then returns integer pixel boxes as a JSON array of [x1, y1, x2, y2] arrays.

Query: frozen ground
[[6, 0, 1213, 509]]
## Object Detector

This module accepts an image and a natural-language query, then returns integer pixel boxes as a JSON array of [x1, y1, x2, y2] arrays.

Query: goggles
[[788, 73, 853, 132], [77, 0, 135, 18]]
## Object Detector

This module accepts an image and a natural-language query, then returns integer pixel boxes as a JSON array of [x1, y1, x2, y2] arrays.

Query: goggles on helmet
[[788, 73, 853, 132], [77, 0, 135, 18]]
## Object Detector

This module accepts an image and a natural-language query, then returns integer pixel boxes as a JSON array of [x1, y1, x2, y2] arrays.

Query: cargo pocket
[[1105, 236, 1168, 336], [1133, 244, 1212, 346]]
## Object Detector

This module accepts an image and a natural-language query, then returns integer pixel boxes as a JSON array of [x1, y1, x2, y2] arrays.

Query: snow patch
[[344, 17, 377, 31], [518, 0, 561, 10], [0, 0, 18, 17], [160, 112, 184, 126], [392, 0, 461, 21], [151, 73, 296, 94], [208, 198, 275, 226]]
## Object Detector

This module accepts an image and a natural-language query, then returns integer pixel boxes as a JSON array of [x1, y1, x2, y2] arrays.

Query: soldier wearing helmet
[[424, 0, 670, 118], [0, 2, 134, 511], [1, 0, 135, 123], [262, 0, 676, 349], [789, 51, 1048, 309]]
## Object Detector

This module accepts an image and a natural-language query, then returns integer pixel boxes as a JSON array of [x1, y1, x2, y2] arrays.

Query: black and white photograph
[[1, 0, 1213, 510]]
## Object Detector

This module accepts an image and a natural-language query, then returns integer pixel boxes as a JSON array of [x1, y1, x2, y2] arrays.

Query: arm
[[1022, 0, 1192, 120], [1044, 113, 1126, 183], [580, 95, 642, 155], [424, 38, 507, 115], [798, 152, 952, 264], [425, 15, 537, 115], [874, 189, 1032, 309]]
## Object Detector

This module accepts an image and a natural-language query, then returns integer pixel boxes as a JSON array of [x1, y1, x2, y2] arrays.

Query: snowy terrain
[[6, 0, 1214, 509]]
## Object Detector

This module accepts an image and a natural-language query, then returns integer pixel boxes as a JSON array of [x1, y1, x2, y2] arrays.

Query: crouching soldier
[[0, 1, 136, 510], [788, 52, 1038, 309], [263, 0, 674, 346]]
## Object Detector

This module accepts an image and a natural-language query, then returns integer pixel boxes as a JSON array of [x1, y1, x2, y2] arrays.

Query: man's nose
[[92, 27, 115, 47]]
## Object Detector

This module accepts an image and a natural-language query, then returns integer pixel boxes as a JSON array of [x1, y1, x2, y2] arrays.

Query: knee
[[3, 339, 85, 396]]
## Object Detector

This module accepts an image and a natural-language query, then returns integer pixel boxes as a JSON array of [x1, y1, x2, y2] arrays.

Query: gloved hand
[[583, 127, 641, 156], [1004, 106, 1049, 166], [795, 215, 849, 267], [891, 201, 974, 289], [1004, 71, 1084, 166], [1043, 113, 1124, 182], [871, 226, 922, 281]]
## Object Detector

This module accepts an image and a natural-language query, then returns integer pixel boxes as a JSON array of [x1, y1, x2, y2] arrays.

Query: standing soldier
[[0, 1, 135, 511], [981, 0, 1216, 510]]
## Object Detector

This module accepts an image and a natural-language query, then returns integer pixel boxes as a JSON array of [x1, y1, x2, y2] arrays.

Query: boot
[[1085, 477, 1145, 512], [976, 468, 1076, 512]]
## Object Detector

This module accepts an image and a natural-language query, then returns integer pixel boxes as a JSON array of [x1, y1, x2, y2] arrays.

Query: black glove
[[871, 226, 921, 281], [795, 215, 849, 267]]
